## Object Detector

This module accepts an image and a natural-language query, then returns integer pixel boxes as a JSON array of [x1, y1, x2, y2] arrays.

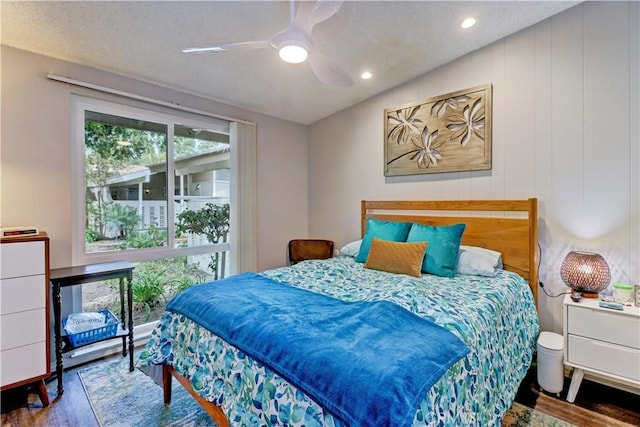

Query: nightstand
[[563, 294, 640, 403]]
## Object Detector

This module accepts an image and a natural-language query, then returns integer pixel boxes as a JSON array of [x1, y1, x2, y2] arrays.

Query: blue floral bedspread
[[137, 257, 539, 426]]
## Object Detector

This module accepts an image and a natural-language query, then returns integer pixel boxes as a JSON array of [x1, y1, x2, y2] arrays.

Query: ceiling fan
[[182, 0, 355, 87]]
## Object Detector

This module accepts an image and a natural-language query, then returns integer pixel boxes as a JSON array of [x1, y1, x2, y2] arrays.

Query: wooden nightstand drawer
[[567, 305, 640, 349], [0, 309, 47, 351], [0, 241, 45, 279], [0, 275, 46, 315], [567, 335, 640, 382], [0, 343, 48, 387]]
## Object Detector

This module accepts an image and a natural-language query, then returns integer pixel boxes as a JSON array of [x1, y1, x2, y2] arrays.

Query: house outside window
[[71, 96, 232, 331]]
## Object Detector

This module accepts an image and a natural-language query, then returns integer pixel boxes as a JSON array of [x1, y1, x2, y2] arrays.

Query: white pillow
[[339, 239, 362, 257], [456, 245, 503, 277], [460, 245, 502, 266]]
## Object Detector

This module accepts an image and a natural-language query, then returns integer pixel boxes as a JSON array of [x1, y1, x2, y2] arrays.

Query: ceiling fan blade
[[307, 51, 354, 87], [309, 0, 344, 30], [295, 0, 343, 34], [182, 40, 272, 54]]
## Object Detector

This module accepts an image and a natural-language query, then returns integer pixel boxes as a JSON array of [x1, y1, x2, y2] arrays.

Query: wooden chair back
[[288, 239, 334, 265]]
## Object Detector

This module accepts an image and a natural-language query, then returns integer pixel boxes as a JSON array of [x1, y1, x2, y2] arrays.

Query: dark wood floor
[[1, 358, 639, 426], [513, 367, 639, 427], [1, 362, 99, 427]]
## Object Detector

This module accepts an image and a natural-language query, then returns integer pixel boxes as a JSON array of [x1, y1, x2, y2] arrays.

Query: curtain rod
[[47, 73, 256, 127]]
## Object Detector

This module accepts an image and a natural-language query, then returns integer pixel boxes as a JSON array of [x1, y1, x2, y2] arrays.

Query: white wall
[[0, 46, 308, 272], [2, 2, 638, 334], [308, 1, 640, 333]]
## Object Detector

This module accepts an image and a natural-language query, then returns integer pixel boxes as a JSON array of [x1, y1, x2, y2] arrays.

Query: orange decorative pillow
[[364, 238, 427, 278]]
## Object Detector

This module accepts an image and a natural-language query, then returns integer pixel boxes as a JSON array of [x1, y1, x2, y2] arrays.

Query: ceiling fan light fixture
[[182, 0, 350, 85], [279, 42, 308, 64]]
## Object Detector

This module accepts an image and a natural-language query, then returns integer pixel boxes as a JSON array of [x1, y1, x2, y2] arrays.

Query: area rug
[[78, 357, 214, 426], [502, 402, 575, 427], [79, 357, 574, 427]]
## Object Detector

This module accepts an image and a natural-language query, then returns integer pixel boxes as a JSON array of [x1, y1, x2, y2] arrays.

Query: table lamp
[[560, 251, 611, 298]]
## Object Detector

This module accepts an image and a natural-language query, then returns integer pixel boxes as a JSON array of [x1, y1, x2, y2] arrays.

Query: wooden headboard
[[361, 199, 538, 305]]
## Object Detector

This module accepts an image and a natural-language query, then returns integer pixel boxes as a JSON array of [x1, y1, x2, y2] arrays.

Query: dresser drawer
[[0, 241, 45, 279], [567, 305, 640, 349], [0, 275, 46, 315], [0, 343, 48, 387], [567, 335, 640, 382], [0, 309, 47, 351]]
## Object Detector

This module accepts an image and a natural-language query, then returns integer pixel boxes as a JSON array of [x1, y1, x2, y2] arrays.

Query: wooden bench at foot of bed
[[162, 364, 230, 427]]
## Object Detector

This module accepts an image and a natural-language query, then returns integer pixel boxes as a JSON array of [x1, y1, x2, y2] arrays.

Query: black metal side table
[[50, 261, 135, 396]]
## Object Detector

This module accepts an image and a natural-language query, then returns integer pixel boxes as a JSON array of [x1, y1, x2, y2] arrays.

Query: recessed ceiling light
[[360, 71, 372, 80], [461, 17, 476, 29], [116, 140, 132, 146]]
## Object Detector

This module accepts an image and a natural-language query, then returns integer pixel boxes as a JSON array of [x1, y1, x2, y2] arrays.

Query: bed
[[137, 199, 540, 426]]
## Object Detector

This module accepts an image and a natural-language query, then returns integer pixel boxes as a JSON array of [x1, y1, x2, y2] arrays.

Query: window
[[72, 96, 232, 327]]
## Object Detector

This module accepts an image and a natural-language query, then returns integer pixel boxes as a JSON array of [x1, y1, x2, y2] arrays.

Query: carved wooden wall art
[[384, 84, 492, 176]]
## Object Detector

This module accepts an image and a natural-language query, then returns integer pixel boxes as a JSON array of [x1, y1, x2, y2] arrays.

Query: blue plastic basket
[[63, 309, 119, 348]]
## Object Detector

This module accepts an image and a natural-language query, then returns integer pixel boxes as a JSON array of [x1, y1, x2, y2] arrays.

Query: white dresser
[[563, 294, 640, 403], [0, 233, 50, 406]]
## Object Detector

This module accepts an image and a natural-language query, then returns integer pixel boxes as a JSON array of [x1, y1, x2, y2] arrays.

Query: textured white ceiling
[[1, 1, 579, 124]]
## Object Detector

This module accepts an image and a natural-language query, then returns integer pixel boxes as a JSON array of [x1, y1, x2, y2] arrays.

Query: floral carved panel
[[384, 84, 492, 176]]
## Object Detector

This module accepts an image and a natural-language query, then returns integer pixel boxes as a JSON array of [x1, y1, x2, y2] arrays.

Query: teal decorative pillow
[[406, 223, 466, 277], [354, 219, 413, 263]]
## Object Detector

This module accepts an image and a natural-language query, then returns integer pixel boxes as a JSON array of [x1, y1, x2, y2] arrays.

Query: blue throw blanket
[[167, 272, 469, 426]]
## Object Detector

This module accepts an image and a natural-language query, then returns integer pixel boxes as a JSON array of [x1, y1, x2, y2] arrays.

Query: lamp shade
[[560, 251, 611, 294]]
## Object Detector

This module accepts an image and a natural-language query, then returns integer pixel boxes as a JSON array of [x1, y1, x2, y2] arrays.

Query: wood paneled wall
[[308, 1, 640, 333]]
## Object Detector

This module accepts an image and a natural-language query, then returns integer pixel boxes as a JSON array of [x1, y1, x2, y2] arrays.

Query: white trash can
[[537, 331, 564, 396]]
